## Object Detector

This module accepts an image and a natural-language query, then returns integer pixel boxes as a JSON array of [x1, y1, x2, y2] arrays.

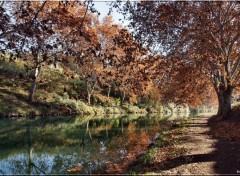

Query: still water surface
[[0, 114, 187, 174]]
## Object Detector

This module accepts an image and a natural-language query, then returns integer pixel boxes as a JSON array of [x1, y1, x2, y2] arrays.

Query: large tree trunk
[[28, 65, 40, 103], [216, 86, 233, 120]]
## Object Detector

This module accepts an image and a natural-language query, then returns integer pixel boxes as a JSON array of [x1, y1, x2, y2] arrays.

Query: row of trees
[[114, 1, 240, 119], [0, 1, 159, 106], [0, 1, 239, 119]]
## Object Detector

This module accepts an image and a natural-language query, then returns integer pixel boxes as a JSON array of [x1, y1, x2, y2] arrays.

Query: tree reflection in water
[[0, 114, 184, 174], [27, 125, 47, 175]]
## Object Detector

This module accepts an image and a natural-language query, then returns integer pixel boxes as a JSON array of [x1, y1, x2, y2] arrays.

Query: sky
[[93, 1, 129, 27]]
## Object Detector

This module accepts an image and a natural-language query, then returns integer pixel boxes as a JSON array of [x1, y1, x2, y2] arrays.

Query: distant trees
[[95, 16, 121, 101], [118, 1, 240, 119], [78, 16, 155, 105]]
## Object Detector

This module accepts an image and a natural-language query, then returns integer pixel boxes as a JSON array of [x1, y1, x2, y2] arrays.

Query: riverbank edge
[[126, 107, 240, 174], [125, 117, 194, 174], [0, 103, 159, 119]]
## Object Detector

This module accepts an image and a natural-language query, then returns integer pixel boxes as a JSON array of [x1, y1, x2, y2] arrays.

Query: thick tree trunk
[[28, 66, 40, 103], [28, 79, 37, 103], [216, 87, 233, 120]]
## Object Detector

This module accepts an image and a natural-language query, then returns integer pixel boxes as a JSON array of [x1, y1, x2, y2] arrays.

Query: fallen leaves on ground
[[209, 118, 240, 141]]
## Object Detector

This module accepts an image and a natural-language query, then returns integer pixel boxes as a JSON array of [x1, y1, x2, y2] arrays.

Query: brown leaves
[[210, 118, 240, 140], [114, 1, 240, 107]]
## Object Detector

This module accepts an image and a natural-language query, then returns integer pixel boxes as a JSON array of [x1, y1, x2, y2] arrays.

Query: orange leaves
[[98, 16, 118, 39], [115, 1, 240, 108], [67, 163, 83, 173], [160, 15, 169, 21], [158, 62, 217, 107]]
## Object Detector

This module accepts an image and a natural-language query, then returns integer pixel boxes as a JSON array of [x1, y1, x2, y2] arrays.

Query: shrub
[[0, 59, 27, 76], [115, 98, 121, 106], [122, 104, 147, 114]]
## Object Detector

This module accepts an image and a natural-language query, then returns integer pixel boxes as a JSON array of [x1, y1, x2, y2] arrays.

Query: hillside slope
[[0, 59, 148, 117]]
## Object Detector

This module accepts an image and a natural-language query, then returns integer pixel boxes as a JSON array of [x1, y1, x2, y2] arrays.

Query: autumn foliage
[[0, 1, 239, 119], [115, 1, 240, 119]]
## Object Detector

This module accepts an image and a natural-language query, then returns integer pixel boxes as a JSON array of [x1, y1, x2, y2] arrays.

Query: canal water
[[0, 113, 188, 174]]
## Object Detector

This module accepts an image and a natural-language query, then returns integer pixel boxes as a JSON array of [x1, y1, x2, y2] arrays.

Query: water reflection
[[0, 113, 188, 174]]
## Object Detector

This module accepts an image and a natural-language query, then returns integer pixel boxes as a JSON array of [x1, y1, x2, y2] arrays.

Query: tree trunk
[[216, 86, 233, 120], [28, 66, 40, 102], [86, 80, 96, 105], [27, 126, 33, 175], [197, 107, 200, 115], [120, 91, 125, 105], [107, 86, 111, 99], [121, 119, 124, 134], [87, 93, 91, 105]]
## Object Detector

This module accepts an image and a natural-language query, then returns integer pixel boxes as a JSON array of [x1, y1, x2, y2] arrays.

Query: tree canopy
[[0, 1, 239, 119], [116, 1, 240, 119]]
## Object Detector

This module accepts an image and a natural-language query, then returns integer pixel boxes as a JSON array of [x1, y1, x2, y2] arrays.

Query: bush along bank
[[0, 98, 149, 118], [0, 59, 158, 118]]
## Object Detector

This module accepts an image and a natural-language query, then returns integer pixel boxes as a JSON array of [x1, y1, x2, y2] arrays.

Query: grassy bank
[[0, 59, 150, 117], [0, 80, 148, 117]]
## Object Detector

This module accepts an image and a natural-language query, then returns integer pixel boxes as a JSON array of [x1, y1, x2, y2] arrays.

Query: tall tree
[[96, 16, 120, 100], [118, 1, 240, 119], [108, 28, 155, 104]]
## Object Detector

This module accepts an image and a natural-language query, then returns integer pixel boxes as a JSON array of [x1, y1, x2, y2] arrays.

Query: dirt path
[[158, 116, 240, 175]]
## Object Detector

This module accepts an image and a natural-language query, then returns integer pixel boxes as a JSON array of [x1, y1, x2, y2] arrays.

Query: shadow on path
[[129, 116, 240, 174]]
